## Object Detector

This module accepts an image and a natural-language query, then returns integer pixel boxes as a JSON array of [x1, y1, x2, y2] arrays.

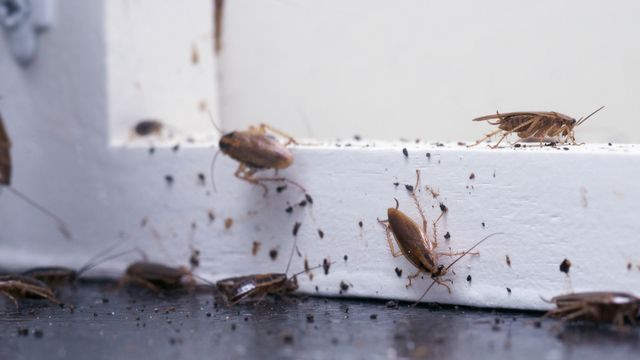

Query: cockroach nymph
[[469, 106, 604, 148], [378, 170, 502, 304], [543, 291, 640, 327]]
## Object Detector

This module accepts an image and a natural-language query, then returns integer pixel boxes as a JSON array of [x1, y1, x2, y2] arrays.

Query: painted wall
[[219, 0, 640, 143]]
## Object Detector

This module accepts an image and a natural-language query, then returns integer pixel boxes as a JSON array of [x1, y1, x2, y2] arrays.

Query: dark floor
[[1, 280, 639, 360]]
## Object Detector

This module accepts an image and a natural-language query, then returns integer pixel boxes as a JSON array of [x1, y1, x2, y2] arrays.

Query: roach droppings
[[393, 182, 399, 187], [323, 258, 331, 275], [298, 200, 307, 207], [469, 172, 475, 180], [306, 314, 315, 323], [197, 173, 205, 186], [506, 287, 512, 294], [466, 275, 472, 282], [608, 142, 612, 146], [17, 328, 29, 336], [358, 221, 363, 228], [559, 259, 571, 274], [293, 222, 302, 236], [481, 222, 485, 228], [563, 147, 569, 151], [149, 147, 155, 155], [318, 229, 324, 238], [426, 153, 431, 160], [164, 175, 174, 186], [514, 144, 521, 148], [339, 281, 350, 292], [533, 320, 542, 328], [315, 286, 319, 292], [285, 206, 293, 213], [269, 248, 278, 260], [370, 314, 378, 320], [439, 203, 448, 213], [506, 255, 511, 267], [402, 148, 408, 157], [444, 232, 451, 240], [628, 262, 633, 271], [276, 185, 287, 193], [394, 267, 402, 277], [404, 184, 414, 192], [224, 218, 233, 229], [283, 334, 294, 344], [33, 329, 44, 338], [207, 210, 215, 223], [354, 134, 362, 141], [172, 144, 180, 152], [190, 250, 200, 267], [251, 241, 261, 256], [305, 194, 313, 204], [231, 324, 236, 331], [343, 255, 348, 261]]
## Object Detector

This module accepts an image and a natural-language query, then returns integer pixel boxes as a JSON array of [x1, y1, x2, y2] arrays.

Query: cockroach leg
[[377, 218, 404, 258], [234, 163, 269, 195], [436, 250, 478, 257], [252, 123, 298, 146], [0, 291, 19, 308]]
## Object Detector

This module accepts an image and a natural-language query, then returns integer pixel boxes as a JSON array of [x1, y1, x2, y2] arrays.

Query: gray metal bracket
[[1, 0, 55, 66]]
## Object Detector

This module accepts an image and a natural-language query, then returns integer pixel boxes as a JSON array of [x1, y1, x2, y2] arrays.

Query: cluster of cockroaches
[[4, 106, 638, 328]]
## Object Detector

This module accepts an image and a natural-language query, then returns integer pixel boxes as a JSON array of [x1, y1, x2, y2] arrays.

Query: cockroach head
[[218, 132, 235, 152], [285, 275, 299, 292]]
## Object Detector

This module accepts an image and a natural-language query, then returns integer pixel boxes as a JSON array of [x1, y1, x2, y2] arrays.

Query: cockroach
[[0, 112, 71, 240], [122, 262, 198, 292], [469, 106, 604, 148], [543, 292, 640, 326], [21, 246, 135, 288], [0, 275, 60, 307], [378, 170, 502, 304], [208, 113, 307, 196], [133, 120, 164, 137], [216, 263, 327, 305]]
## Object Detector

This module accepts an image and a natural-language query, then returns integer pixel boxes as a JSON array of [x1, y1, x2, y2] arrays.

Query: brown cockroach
[[0, 112, 72, 240], [543, 292, 640, 327], [216, 263, 327, 305], [469, 106, 605, 148], [122, 262, 198, 292], [208, 113, 307, 196], [378, 170, 502, 304], [21, 245, 135, 288], [0, 275, 60, 307]]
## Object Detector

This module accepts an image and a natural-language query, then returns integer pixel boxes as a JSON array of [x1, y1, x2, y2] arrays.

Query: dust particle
[[224, 218, 233, 229]]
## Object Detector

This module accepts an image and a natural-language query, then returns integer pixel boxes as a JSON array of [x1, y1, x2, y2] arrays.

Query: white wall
[[219, 0, 640, 143]]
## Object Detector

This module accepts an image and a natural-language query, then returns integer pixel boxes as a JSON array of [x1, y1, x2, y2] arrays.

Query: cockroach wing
[[0, 113, 11, 186]]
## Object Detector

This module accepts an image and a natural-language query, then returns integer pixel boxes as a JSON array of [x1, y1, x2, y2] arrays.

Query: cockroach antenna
[[207, 110, 224, 192], [288, 262, 333, 279], [6, 187, 72, 240], [576, 106, 605, 127], [412, 232, 504, 306]]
